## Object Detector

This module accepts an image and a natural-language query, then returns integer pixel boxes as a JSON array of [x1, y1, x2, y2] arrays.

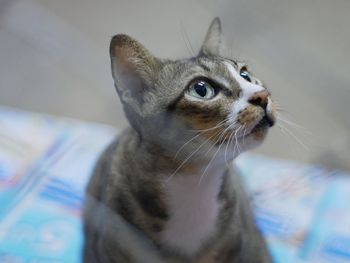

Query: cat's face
[[110, 18, 276, 162]]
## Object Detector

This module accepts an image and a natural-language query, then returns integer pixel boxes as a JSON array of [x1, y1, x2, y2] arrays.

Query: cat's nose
[[248, 90, 269, 110]]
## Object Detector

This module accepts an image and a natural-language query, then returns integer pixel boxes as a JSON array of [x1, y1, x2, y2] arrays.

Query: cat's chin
[[250, 126, 269, 141], [241, 115, 272, 144], [237, 127, 269, 153]]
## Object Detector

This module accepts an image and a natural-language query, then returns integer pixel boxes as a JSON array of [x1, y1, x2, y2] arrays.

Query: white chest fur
[[161, 169, 224, 256]]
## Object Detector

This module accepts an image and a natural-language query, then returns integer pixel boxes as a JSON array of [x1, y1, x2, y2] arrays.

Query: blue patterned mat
[[0, 107, 349, 263]]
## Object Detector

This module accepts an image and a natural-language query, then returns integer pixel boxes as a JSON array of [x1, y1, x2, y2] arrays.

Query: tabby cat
[[83, 18, 276, 263]]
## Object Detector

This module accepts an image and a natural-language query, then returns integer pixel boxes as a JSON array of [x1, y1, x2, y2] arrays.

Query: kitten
[[83, 18, 276, 263]]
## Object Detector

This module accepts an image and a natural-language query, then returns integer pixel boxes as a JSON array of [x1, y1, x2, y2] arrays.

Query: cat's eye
[[240, 67, 252, 82], [188, 81, 216, 100]]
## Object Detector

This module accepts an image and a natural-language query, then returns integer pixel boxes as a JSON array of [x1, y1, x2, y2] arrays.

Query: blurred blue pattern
[[0, 107, 349, 262]]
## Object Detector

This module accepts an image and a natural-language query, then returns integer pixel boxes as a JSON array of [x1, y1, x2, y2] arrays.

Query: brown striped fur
[[83, 18, 275, 263]]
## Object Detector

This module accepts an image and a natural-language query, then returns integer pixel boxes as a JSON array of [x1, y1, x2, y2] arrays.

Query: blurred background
[[1, 0, 349, 170]]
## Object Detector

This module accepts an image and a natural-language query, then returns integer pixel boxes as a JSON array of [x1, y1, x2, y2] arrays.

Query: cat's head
[[110, 18, 276, 163]]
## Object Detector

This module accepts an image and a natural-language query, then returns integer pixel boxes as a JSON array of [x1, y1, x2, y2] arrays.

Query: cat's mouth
[[255, 115, 275, 129], [247, 114, 275, 137]]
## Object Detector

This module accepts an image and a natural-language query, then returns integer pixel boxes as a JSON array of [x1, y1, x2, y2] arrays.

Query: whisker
[[236, 132, 242, 155], [166, 124, 225, 183], [224, 126, 236, 167], [196, 123, 238, 185], [203, 122, 235, 157], [278, 123, 309, 150], [174, 119, 229, 159], [231, 125, 242, 156], [198, 131, 229, 186], [189, 119, 228, 132], [180, 22, 195, 56], [225, 124, 242, 167], [276, 108, 294, 116], [241, 125, 248, 147], [183, 27, 195, 56], [180, 30, 193, 56], [275, 102, 296, 117], [277, 116, 312, 135]]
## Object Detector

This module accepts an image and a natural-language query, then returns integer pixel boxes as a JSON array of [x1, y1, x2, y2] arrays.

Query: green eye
[[188, 81, 216, 100]]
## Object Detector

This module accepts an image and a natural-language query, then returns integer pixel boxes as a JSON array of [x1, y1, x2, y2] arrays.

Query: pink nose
[[248, 90, 269, 110]]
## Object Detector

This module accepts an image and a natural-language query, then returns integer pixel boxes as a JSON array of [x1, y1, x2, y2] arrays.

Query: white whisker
[[166, 124, 225, 183], [233, 126, 243, 156], [203, 122, 235, 157], [278, 123, 309, 151], [198, 131, 229, 186], [174, 119, 228, 159], [277, 114, 311, 135], [241, 125, 248, 147], [224, 126, 236, 167], [180, 22, 195, 56], [189, 119, 228, 132]]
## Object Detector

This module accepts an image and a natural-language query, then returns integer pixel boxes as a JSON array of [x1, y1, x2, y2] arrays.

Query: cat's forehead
[[179, 56, 238, 75], [193, 56, 239, 71], [159, 56, 241, 89]]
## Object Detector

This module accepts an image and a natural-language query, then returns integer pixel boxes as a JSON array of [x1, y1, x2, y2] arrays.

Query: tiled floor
[[1, 0, 349, 170]]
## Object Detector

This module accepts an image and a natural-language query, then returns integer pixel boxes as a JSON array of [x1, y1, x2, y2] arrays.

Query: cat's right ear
[[199, 17, 223, 57], [109, 34, 160, 104]]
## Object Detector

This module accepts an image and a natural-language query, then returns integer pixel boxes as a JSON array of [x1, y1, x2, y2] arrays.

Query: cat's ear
[[109, 34, 160, 103], [199, 17, 223, 57]]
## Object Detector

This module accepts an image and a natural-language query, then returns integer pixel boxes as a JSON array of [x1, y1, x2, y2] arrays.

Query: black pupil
[[194, 81, 207, 97], [240, 71, 251, 82]]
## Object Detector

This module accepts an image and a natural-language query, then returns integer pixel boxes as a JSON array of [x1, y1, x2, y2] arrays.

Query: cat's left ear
[[109, 34, 160, 104], [199, 17, 223, 57]]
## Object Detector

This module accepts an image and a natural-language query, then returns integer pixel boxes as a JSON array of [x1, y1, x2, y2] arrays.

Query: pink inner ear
[[110, 34, 139, 73], [110, 34, 157, 78]]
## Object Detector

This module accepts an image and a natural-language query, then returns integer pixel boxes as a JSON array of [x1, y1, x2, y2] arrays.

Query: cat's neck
[[134, 132, 227, 256], [124, 129, 230, 257], [160, 165, 226, 256]]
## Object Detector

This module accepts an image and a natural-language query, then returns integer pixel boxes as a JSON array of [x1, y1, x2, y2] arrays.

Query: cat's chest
[[161, 171, 224, 256]]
